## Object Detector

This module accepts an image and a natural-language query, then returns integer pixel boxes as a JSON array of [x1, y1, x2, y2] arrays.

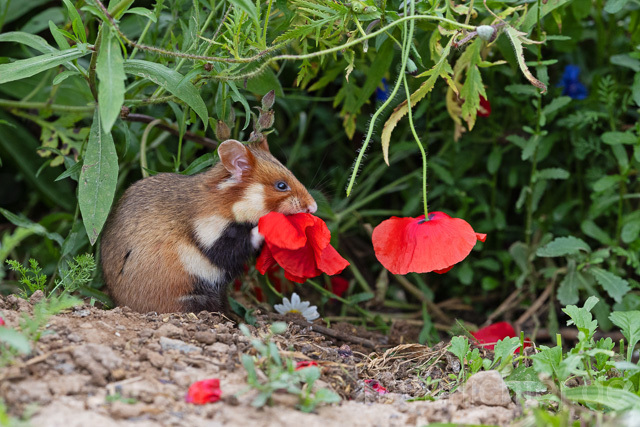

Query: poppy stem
[[402, 73, 429, 218]]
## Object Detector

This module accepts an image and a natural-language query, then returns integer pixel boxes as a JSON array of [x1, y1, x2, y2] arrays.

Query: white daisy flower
[[274, 292, 319, 322]]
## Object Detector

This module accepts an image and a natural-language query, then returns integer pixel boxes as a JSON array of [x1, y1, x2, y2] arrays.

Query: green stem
[[129, 19, 152, 58], [262, 0, 273, 47], [345, 1, 416, 197], [402, 73, 428, 217]]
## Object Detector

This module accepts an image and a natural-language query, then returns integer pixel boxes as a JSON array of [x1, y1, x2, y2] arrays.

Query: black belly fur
[[185, 222, 255, 313]]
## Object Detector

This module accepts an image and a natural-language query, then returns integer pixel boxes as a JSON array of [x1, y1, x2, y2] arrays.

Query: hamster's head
[[217, 139, 317, 223]]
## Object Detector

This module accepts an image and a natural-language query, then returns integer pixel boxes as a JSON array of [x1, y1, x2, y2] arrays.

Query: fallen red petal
[[295, 360, 319, 370], [0, 316, 5, 326], [185, 378, 222, 404], [471, 322, 533, 351], [364, 379, 388, 395]]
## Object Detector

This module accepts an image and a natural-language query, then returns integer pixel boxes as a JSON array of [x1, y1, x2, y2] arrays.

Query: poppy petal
[[471, 321, 515, 350], [316, 244, 350, 276], [256, 244, 277, 275], [258, 212, 315, 250], [433, 265, 454, 274]]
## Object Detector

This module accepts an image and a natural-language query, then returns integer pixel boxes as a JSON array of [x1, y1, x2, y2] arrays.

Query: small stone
[[462, 371, 512, 407], [109, 401, 150, 419], [159, 337, 202, 354], [194, 331, 216, 345], [143, 350, 165, 368], [206, 342, 230, 354], [29, 290, 45, 304], [154, 323, 183, 339], [73, 309, 91, 317]]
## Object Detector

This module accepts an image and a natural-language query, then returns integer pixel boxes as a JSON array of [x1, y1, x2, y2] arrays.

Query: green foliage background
[[0, 0, 638, 338]]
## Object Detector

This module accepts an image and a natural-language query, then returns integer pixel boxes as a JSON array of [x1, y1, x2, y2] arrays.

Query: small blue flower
[[375, 77, 390, 102], [559, 65, 588, 100]]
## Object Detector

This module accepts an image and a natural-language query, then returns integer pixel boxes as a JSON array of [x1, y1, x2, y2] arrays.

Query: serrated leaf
[[521, 135, 539, 161], [505, 365, 547, 395], [0, 208, 64, 247], [494, 337, 521, 364], [609, 311, 640, 362], [601, 131, 637, 145], [562, 296, 599, 339], [448, 336, 469, 363], [97, 26, 126, 133], [460, 65, 485, 131], [531, 345, 563, 378], [504, 26, 547, 93], [123, 59, 208, 129], [381, 37, 455, 164], [589, 267, 630, 303], [0, 47, 89, 84], [564, 385, 640, 411], [557, 259, 579, 305], [535, 168, 569, 181], [593, 175, 623, 192], [78, 109, 118, 245]]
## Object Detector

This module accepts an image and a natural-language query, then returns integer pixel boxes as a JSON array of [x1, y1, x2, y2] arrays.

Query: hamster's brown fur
[[100, 139, 316, 314]]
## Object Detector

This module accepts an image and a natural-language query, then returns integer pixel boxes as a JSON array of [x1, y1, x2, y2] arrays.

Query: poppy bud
[[261, 90, 275, 110], [405, 58, 418, 75], [215, 120, 230, 141], [204, 62, 213, 71], [476, 25, 497, 42]]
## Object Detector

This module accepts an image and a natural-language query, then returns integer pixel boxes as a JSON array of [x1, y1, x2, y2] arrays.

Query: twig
[[286, 317, 377, 349], [484, 287, 524, 325], [123, 113, 218, 150], [393, 275, 452, 325]]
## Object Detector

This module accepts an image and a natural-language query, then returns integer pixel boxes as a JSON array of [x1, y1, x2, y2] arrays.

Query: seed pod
[[215, 120, 230, 141], [261, 90, 275, 110], [405, 58, 418, 75], [204, 63, 213, 71]]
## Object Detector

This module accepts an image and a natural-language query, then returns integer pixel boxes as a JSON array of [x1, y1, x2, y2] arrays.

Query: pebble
[[159, 337, 202, 354], [154, 323, 183, 339], [462, 370, 512, 407], [194, 331, 216, 345]]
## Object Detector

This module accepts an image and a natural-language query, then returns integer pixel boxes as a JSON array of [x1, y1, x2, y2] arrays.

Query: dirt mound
[[0, 295, 520, 426]]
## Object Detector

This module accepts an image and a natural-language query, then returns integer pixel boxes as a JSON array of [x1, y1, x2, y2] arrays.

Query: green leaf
[[124, 7, 157, 22], [593, 175, 623, 192], [531, 345, 563, 378], [610, 53, 640, 72], [0, 208, 64, 247], [609, 311, 640, 362], [97, 26, 126, 133], [62, 0, 86, 43], [541, 96, 571, 116], [123, 59, 208, 129], [381, 37, 455, 164], [52, 70, 80, 85], [564, 385, 640, 411], [521, 135, 539, 161], [487, 146, 502, 174], [245, 68, 284, 97], [581, 219, 614, 245], [493, 337, 521, 364], [632, 73, 640, 107], [520, 0, 572, 32], [0, 47, 89, 84], [536, 236, 590, 257], [0, 327, 32, 354], [504, 365, 547, 395], [589, 268, 630, 304], [0, 31, 57, 53], [562, 296, 599, 339], [557, 259, 579, 305], [621, 220, 640, 244], [604, 0, 630, 13], [233, 0, 259, 22], [49, 20, 71, 50], [504, 26, 547, 93], [601, 131, 637, 145], [448, 336, 469, 364], [534, 168, 569, 181], [78, 109, 118, 245]]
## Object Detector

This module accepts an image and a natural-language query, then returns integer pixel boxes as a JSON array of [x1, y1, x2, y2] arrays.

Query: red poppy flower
[[478, 95, 491, 117], [295, 360, 319, 371], [256, 212, 350, 283], [185, 378, 222, 404], [364, 379, 388, 395], [328, 276, 349, 298], [471, 321, 533, 352], [372, 212, 486, 275]]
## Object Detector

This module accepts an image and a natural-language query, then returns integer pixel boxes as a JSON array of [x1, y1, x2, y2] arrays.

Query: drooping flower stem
[[346, 0, 416, 197], [402, 73, 428, 218]]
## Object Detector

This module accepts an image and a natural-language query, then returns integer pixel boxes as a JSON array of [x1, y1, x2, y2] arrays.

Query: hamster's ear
[[218, 139, 254, 180]]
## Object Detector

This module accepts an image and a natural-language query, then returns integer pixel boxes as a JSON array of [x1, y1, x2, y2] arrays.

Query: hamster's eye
[[275, 181, 290, 192]]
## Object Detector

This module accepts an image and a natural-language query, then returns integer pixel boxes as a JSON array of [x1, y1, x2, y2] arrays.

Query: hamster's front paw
[[251, 226, 264, 250]]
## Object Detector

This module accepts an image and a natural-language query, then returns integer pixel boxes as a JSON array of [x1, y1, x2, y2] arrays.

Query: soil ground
[[1, 292, 521, 426]]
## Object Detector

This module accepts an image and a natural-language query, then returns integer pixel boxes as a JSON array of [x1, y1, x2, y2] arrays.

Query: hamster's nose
[[307, 201, 317, 214]]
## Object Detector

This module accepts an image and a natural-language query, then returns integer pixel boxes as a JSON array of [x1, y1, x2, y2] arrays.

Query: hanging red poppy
[[372, 212, 486, 275]]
